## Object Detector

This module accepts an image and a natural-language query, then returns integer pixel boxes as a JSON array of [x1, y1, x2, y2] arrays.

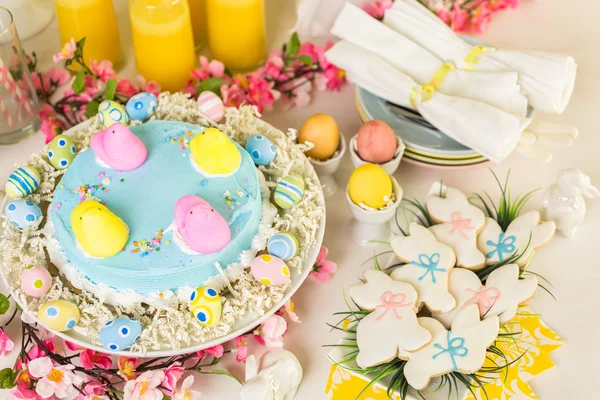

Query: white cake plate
[[0, 120, 326, 357]]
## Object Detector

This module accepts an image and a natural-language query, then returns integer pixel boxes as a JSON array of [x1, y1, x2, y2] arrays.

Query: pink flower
[[280, 299, 301, 323], [161, 363, 184, 395], [65, 340, 82, 352], [262, 55, 285, 80], [83, 75, 103, 97], [362, 0, 393, 19], [0, 328, 14, 356], [10, 386, 49, 400], [323, 64, 346, 91], [117, 356, 138, 381], [143, 80, 161, 97], [247, 73, 278, 112], [53, 38, 76, 63], [29, 357, 82, 399], [506, 0, 520, 8], [79, 349, 112, 370], [116, 78, 139, 97], [233, 335, 248, 363], [73, 379, 108, 400], [489, 0, 508, 10], [437, 7, 451, 24], [471, 2, 492, 33], [254, 315, 287, 350], [298, 42, 326, 65], [280, 78, 312, 108], [221, 80, 247, 108], [90, 59, 116, 83], [123, 370, 165, 400], [450, 5, 469, 32], [310, 246, 337, 282], [31, 68, 70, 93], [200, 56, 225, 78], [171, 376, 199, 400], [196, 344, 224, 360]]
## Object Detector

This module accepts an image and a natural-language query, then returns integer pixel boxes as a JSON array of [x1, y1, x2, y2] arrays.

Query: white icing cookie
[[426, 183, 486, 270], [348, 270, 432, 369], [434, 265, 538, 328], [477, 211, 556, 266], [390, 223, 457, 313], [399, 304, 499, 390]]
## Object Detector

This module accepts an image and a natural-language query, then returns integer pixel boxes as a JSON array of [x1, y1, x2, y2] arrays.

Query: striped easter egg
[[268, 233, 298, 261], [5, 166, 41, 198], [197, 91, 225, 122], [274, 174, 305, 210]]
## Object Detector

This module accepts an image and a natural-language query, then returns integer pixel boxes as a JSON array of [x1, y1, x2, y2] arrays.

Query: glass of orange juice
[[207, 0, 266, 72], [129, 0, 196, 93], [53, 0, 123, 68], [188, 0, 207, 50]]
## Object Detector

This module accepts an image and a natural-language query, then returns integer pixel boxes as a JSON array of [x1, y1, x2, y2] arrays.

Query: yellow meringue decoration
[[190, 128, 241, 176], [71, 200, 129, 258]]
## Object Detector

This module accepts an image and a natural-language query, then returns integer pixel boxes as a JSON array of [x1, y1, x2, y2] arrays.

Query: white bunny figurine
[[542, 168, 600, 238], [240, 350, 303, 400]]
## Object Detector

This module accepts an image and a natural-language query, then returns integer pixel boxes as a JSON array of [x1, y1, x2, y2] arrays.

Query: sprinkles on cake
[[131, 230, 164, 257]]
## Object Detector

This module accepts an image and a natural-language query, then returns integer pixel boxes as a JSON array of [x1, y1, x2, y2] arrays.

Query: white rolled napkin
[[331, 3, 528, 117], [384, 0, 577, 114], [326, 41, 531, 163]]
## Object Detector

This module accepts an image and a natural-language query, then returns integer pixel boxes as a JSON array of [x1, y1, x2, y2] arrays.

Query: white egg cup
[[349, 134, 406, 175], [308, 134, 347, 198], [346, 177, 403, 246]]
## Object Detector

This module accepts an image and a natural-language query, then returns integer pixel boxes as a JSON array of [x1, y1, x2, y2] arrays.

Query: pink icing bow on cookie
[[464, 286, 501, 315], [446, 212, 475, 240], [375, 291, 413, 321]]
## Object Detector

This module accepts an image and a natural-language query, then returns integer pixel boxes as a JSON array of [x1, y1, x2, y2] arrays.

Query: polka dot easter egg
[[125, 92, 158, 122], [21, 265, 52, 298], [274, 174, 305, 210], [100, 317, 142, 351], [197, 91, 225, 122], [189, 286, 222, 327], [99, 100, 130, 128], [245, 134, 276, 166], [5, 166, 40, 198], [4, 199, 42, 231], [267, 233, 298, 261], [38, 300, 80, 332], [250, 254, 290, 286], [47, 134, 76, 170]]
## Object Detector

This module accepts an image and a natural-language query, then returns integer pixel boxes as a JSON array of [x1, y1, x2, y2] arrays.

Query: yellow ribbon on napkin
[[464, 45, 496, 70], [409, 62, 455, 107]]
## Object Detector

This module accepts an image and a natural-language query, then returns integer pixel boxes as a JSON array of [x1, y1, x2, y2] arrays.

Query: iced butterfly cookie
[[426, 183, 486, 270], [435, 264, 538, 328], [477, 211, 556, 266], [348, 270, 432, 368], [390, 223, 457, 313], [398, 304, 499, 390]]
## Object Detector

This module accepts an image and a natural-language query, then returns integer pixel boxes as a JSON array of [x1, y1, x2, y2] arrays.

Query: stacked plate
[[355, 86, 491, 169]]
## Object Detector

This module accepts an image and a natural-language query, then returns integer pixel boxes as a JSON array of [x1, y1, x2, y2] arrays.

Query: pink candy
[[174, 196, 231, 254], [91, 123, 148, 172], [197, 91, 225, 122]]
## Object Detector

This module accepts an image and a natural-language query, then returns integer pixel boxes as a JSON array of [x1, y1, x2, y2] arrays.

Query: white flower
[[123, 370, 165, 400], [28, 357, 82, 399], [172, 376, 200, 400]]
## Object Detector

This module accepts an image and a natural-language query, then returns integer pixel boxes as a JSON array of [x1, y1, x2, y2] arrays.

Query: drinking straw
[[0, 57, 34, 116], [0, 95, 14, 127]]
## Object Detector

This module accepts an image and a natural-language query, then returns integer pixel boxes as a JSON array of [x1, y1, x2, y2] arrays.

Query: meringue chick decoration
[[190, 127, 242, 177]]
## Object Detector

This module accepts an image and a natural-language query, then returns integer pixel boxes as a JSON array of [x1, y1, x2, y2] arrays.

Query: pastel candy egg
[[274, 174, 305, 209], [47, 135, 76, 170], [5, 199, 42, 231], [250, 254, 290, 286], [197, 91, 225, 122], [100, 317, 142, 351], [125, 92, 158, 121], [5, 166, 41, 198], [189, 286, 222, 327], [99, 100, 130, 128], [21, 265, 52, 298], [267, 233, 298, 261], [38, 300, 80, 332], [245, 134, 276, 166]]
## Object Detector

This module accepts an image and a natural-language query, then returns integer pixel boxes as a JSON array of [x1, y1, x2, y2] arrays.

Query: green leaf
[[72, 69, 85, 94], [75, 37, 86, 58], [162, 395, 170, 400], [85, 100, 100, 118], [0, 368, 16, 389], [286, 32, 301, 56], [0, 294, 9, 315], [298, 55, 313, 66], [196, 77, 223, 96], [196, 369, 242, 385], [103, 78, 117, 101]]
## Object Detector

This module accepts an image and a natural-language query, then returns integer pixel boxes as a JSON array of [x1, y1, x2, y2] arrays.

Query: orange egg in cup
[[350, 120, 405, 174]]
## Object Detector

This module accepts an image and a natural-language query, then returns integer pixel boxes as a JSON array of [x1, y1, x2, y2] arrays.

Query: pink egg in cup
[[351, 121, 405, 175], [21, 265, 52, 298], [250, 254, 290, 286]]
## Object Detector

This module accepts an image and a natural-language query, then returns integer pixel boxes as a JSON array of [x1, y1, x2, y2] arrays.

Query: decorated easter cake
[[0, 92, 324, 352]]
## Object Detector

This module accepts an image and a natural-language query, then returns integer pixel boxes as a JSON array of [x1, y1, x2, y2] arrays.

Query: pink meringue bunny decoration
[[91, 123, 147, 171]]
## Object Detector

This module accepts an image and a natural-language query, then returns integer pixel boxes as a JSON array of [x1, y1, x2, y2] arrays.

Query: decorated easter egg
[[100, 317, 142, 351], [99, 100, 130, 128], [125, 92, 158, 121], [274, 174, 305, 209], [250, 254, 290, 286], [298, 113, 340, 160], [4, 199, 42, 231], [189, 286, 222, 327], [356, 120, 397, 163], [190, 128, 241, 176], [47, 135, 76, 170], [245, 134, 276, 166], [38, 300, 80, 332], [348, 164, 392, 209], [5, 166, 41, 198], [197, 91, 225, 122], [21, 265, 52, 298], [267, 233, 298, 261]]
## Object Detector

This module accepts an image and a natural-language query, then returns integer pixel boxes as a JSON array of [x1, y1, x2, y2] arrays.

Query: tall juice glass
[[207, 0, 266, 72], [188, 0, 207, 50], [129, 0, 196, 92], [53, 0, 122, 67]]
